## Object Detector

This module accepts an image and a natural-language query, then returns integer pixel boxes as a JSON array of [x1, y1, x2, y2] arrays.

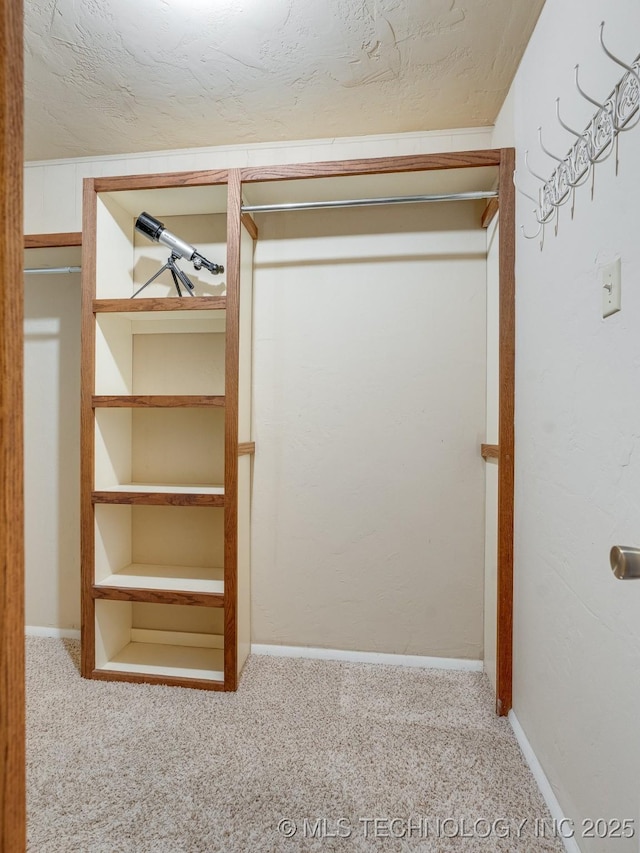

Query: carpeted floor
[[26, 637, 564, 852]]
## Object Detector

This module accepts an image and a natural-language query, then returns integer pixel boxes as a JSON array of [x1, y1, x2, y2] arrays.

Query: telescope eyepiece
[[193, 251, 224, 275]]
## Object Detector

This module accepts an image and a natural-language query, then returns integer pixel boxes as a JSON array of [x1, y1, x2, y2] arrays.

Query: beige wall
[[24, 128, 493, 659], [250, 202, 487, 656]]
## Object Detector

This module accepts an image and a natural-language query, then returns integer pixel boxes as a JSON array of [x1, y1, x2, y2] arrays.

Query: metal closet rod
[[24, 266, 81, 274], [241, 189, 498, 213], [22, 189, 497, 271]]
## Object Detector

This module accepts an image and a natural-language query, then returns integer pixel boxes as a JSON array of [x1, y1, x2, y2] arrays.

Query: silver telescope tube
[[134, 211, 223, 275], [157, 229, 198, 262]]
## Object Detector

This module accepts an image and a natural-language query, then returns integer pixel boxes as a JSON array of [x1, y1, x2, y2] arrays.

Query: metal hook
[[513, 170, 539, 206], [575, 64, 605, 110], [555, 98, 583, 138], [538, 127, 564, 162], [599, 21, 634, 72], [521, 217, 543, 240], [524, 149, 547, 183], [515, 170, 554, 224]]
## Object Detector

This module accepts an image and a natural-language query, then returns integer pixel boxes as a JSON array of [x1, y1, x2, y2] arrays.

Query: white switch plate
[[602, 258, 621, 318]]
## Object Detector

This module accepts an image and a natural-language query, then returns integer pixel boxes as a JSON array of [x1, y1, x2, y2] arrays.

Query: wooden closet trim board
[[481, 197, 499, 228], [90, 669, 225, 691], [91, 170, 229, 192], [224, 169, 242, 691], [24, 232, 82, 248], [239, 149, 502, 183], [496, 147, 516, 716], [80, 179, 98, 678], [1, 0, 25, 849], [240, 212, 258, 240]]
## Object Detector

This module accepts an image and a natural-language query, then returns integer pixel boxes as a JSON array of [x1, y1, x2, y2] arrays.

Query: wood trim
[[224, 170, 242, 691], [92, 395, 225, 408], [481, 443, 499, 460], [92, 170, 229, 193], [481, 197, 499, 229], [24, 231, 82, 249], [91, 669, 225, 691], [92, 491, 225, 507], [241, 212, 258, 241], [238, 442, 255, 456], [92, 586, 224, 608], [496, 148, 516, 716], [93, 296, 226, 313], [240, 150, 502, 183], [0, 0, 25, 846], [80, 179, 97, 679]]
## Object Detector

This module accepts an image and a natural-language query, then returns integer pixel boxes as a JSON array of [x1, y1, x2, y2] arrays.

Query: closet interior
[[24, 149, 514, 709]]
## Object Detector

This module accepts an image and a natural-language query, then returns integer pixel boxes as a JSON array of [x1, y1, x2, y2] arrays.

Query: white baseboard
[[25, 631, 482, 672], [251, 643, 483, 671], [509, 711, 582, 853], [25, 625, 81, 640]]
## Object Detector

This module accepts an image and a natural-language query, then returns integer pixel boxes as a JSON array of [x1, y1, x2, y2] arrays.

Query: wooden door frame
[[0, 0, 25, 849], [238, 149, 516, 715]]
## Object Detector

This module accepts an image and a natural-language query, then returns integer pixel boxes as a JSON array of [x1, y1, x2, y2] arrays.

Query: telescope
[[132, 212, 224, 298]]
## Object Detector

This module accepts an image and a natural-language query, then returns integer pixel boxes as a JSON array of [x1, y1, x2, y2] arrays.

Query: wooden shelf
[[95, 642, 224, 682], [93, 297, 226, 313], [96, 563, 224, 595], [92, 484, 224, 507], [93, 395, 225, 408], [481, 443, 499, 460], [92, 585, 224, 608], [83, 168, 252, 694], [24, 231, 82, 249]]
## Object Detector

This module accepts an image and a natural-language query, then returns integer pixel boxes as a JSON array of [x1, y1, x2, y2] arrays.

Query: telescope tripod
[[132, 253, 197, 298]]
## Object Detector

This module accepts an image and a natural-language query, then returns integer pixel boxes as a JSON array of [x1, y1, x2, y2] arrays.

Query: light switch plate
[[602, 258, 621, 318]]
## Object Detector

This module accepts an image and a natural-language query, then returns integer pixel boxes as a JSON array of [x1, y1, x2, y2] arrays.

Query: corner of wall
[[491, 83, 516, 150]]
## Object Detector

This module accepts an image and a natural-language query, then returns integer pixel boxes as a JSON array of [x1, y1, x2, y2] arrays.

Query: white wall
[[23, 128, 493, 660], [483, 216, 500, 689], [498, 0, 640, 848], [24, 247, 81, 630]]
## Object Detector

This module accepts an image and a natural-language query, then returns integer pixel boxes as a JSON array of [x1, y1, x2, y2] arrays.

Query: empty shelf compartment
[[95, 505, 224, 593], [95, 600, 224, 682]]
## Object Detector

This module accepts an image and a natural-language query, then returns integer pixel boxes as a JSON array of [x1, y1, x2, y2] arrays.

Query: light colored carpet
[[26, 638, 563, 852]]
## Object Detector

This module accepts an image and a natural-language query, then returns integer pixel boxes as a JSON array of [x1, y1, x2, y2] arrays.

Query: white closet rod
[[241, 189, 498, 214], [24, 266, 81, 275]]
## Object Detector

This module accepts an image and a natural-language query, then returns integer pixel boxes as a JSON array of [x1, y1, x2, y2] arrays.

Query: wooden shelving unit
[[81, 173, 254, 690], [78, 150, 514, 714]]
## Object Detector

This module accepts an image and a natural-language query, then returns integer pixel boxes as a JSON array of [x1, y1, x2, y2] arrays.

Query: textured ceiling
[[24, 0, 544, 162]]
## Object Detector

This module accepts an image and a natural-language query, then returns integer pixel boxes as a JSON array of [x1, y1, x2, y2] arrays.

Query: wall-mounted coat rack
[[516, 22, 639, 247]]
